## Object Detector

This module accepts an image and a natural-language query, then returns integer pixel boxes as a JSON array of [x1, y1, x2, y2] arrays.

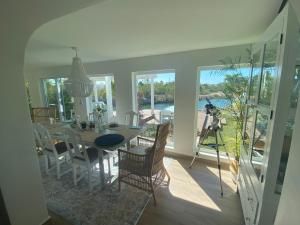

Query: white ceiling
[[25, 0, 282, 67]]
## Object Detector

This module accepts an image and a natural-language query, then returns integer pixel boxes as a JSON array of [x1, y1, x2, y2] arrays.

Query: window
[[133, 70, 175, 146], [42, 75, 115, 122], [88, 75, 116, 122], [42, 78, 74, 120], [196, 66, 250, 157]]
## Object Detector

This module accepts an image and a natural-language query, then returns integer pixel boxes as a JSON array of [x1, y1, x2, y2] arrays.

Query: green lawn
[[141, 109, 241, 157]]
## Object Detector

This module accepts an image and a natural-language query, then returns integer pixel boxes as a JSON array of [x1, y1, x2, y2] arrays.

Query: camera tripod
[[189, 116, 229, 196]]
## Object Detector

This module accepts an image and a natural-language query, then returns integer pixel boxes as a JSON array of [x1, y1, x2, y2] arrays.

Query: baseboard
[[40, 216, 51, 225], [165, 150, 230, 170]]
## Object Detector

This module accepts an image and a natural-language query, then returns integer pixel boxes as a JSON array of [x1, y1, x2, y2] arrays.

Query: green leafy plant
[[213, 50, 251, 159]]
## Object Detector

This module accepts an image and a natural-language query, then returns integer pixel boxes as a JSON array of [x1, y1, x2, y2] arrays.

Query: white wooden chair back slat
[[64, 129, 89, 163], [36, 123, 59, 156], [33, 123, 43, 148]]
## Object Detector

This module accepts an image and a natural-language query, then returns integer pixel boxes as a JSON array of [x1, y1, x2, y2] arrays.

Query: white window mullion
[[56, 79, 64, 121], [105, 76, 113, 121], [150, 76, 155, 114], [93, 80, 98, 103]]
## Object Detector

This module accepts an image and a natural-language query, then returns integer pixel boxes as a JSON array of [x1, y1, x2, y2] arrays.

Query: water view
[[154, 98, 231, 112]]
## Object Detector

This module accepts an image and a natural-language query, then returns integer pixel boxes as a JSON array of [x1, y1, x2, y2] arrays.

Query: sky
[[137, 72, 175, 83], [200, 67, 251, 84], [154, 73, 175, 82]]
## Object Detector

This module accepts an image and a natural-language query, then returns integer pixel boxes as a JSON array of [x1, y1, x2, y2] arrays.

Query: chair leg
[[56, 161, 61, 179], [150, 180, 157, 206], [44, 155, 49, 175], [165, 169, 171, 186], [112, 156, 116, 165], [87, 167, 92, 191], [73, 165, 77, 186], [107, 158, 111, 178], [118, 179, 121, 191], [152, 192, 157, 206]]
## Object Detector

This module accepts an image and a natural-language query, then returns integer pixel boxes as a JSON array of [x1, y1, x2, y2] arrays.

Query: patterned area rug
[[39, 157, 150, 225]]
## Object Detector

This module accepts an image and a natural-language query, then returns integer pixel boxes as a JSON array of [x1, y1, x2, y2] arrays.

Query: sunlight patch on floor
[[168, 159, 222, 212], [206, 166, 236, 192]]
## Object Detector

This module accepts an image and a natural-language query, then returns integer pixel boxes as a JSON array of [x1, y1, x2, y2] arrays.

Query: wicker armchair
[[118, 123, 171, 205]]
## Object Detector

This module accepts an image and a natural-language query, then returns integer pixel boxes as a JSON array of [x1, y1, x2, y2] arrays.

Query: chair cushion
[[46, 142, 73, 155], [94, 134, 124, 147]]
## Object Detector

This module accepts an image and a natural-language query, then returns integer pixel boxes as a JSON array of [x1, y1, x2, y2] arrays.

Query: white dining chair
[[64, 128, 111, 190], [33, 123, 43, 153], [34, 123, 72, 179], [125, 110, 139, 127]]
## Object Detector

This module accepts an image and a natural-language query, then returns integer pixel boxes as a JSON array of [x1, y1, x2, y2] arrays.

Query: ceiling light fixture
[[65, 47, 93, 97]]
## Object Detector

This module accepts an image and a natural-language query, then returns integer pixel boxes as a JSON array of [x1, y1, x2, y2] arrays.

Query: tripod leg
[[189, 156, 197, 168], [189, 127, 210, 168], [218, 130, 230, 161], [215, 132, 224, 196]]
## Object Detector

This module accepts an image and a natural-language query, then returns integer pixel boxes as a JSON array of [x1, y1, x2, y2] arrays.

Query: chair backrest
[[64, 128, 89, 163], [35, 123, 60, 156], [32, 123, 43, 148], [32, 107, 57, 123], [125, 111, 139, 126], [151, 123, 170, 174]]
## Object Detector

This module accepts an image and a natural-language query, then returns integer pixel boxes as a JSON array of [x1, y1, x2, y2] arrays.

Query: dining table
[[45, 122, 145, 190]]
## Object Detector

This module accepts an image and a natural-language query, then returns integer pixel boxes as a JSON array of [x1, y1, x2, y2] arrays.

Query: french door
[[240, 4, 299, 225], [247, 32, 282, 191]]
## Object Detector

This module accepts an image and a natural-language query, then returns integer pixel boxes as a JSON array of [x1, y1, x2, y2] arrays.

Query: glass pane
[[89, 76, 116, 123], [243, 106, 254, 154], [259, 35, 280, 106], [43, 79, 59, 118], [137, 77, 151, 112], [111, 79, 116, 112], [196, 67, 249, 157], [136, 72, 175, 146], [249, 50, 262, 102], [60, 79, 74, 120], [251, 111, 269, 178], [275, 66, 300, 193], [154, 73, 175, 145]]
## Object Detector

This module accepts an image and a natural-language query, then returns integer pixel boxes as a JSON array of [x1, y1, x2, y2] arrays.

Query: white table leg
[[98, 148, 105, 190]]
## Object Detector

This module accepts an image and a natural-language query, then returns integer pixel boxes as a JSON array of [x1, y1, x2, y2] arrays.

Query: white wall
[[0, 39, 49, 225], [26, 44, 250, 156], [0, 1, 104, 225], [290, 0, 300, 22]]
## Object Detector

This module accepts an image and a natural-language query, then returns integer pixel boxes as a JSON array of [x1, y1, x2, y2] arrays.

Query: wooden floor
[[45, 157, 244, 225]]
